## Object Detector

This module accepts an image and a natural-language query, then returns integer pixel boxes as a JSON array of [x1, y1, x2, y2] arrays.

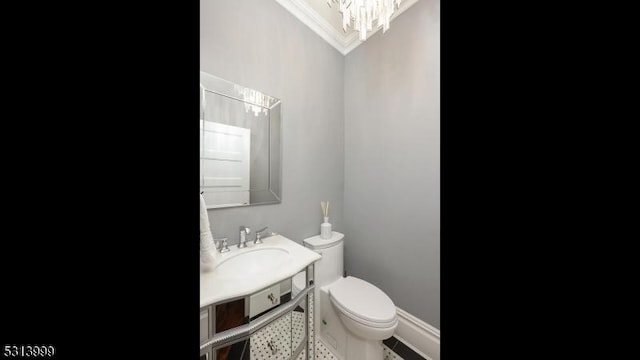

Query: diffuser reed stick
[[321, 201, 330, 218]]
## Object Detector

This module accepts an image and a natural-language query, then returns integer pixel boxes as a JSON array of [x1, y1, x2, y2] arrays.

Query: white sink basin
[[200, 234, 323, 307], [215, 247, 291, 278]]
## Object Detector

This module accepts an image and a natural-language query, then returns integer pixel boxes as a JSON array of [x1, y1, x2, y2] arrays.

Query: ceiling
[[275, 0, 420, 55]]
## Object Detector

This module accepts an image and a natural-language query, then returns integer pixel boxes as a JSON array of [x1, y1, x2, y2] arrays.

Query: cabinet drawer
[[200, 308, 209, 344], [250, 284, 280, 318]]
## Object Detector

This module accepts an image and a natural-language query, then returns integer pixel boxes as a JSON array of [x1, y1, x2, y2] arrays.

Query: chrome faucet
[[254, 227, 268, 244], [238, 226, 251, 248]]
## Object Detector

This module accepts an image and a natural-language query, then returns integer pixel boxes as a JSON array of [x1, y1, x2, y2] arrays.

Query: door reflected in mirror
[[200, 72, 282, 209]]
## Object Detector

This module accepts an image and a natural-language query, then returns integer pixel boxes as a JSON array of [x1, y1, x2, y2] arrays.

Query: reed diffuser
[[320, 201, 332, 239]]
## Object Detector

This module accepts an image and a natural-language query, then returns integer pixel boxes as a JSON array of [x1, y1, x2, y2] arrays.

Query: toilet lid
[[329, 277, 396, 326]]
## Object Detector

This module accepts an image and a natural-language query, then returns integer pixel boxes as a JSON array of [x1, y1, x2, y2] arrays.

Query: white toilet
[[293, 232, 397, 360]]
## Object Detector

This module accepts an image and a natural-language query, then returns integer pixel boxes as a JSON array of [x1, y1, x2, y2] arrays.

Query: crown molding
[[275, 0, 351, 55], [276, 0, 420, 56]]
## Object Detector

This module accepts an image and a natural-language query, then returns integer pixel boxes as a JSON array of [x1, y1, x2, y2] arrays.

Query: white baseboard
[[394, 307, 440, 360]]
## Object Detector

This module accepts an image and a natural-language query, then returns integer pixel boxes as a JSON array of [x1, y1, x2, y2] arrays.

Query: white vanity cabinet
[[200, 266, 314, 360]]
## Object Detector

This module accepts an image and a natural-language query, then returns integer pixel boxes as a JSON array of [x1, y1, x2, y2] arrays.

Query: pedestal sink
[[215, 247, 290, 279]]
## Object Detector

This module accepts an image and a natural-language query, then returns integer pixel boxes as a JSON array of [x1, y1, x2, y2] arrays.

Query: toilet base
[[319, 331, 385, 360], [346, 336, 384, 360], [319, 285, 389, 360]]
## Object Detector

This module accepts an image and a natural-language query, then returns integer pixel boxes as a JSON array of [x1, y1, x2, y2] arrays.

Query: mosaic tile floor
[[383, 346, 404, 360], [314, 339, 403, 360], [247, 293, 403, 360]]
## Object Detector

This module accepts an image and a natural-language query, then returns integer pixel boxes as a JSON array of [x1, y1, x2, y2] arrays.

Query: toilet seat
[[329, 276, 397, 329]]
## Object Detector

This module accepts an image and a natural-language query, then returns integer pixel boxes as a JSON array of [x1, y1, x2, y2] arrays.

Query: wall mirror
[[200, 71, 282, 209]]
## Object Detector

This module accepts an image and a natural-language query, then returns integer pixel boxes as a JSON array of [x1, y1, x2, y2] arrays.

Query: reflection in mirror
[[250, 312, 292, 359], [200, 72, 282, 209], [291, 293, 307, 359], [214, 338, 250, 360], [291, 268, 312, 360]]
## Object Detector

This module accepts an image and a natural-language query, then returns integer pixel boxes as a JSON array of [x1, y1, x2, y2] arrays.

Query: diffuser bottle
[[321, 216, 332, 239]]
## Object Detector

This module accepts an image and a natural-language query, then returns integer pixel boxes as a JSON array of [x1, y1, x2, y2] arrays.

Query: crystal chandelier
[[328, 0, 403, 41], [234, 85, 270, 116]]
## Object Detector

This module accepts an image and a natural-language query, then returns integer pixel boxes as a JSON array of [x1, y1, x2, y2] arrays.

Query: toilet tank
[[303, 232, 344, 288]]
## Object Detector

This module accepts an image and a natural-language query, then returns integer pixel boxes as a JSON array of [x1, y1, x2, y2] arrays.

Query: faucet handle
[[213, 237, 226, 250], [215, 238, 230, 253], [254, 227, 268, 244]]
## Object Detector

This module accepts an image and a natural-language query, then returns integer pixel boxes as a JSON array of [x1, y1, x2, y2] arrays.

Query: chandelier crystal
[[328, 0, 402, 41]]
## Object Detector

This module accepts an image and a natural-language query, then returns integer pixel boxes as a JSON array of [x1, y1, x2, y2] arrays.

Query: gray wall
[[200, 0, 345, 245], [343, 0, 440, 328]]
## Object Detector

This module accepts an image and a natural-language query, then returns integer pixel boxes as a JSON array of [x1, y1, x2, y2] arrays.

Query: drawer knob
[[267, 293, 277, 304]]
